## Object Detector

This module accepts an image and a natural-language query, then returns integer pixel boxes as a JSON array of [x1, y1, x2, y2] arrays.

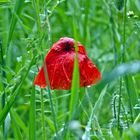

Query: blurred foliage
[[0, 0, 140, 139]]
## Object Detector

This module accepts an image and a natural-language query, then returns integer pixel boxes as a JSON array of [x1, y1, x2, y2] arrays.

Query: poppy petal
[[79, 56, 101, 87], [34, 66, 46, 88]]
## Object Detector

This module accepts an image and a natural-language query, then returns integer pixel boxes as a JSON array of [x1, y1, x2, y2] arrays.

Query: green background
[[0, 0, 140, 139]]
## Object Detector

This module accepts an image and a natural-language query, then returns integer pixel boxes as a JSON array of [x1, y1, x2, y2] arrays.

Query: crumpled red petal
[[34, 37, 101, 90]]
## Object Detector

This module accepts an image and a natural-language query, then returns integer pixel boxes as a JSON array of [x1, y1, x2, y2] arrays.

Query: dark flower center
[[65, 42, 71, 51]]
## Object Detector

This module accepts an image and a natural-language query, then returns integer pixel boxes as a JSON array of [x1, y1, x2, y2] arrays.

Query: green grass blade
[[69, 52, 79, 120], [43, 65, 58, 137], [0, 56, 35, 125], [82, 85, 108, 139], [11, 109, 28, 135], [29, 85, 36, 140], [0, 0, 10, 3], [7, 0, 24, 48], [41, 89, 45, 140], [45, 117, 55, 133], [69, 18, 79, 120], [91, 85, 108, 116], [11, 113, 23, 140], [0, 27, 7, 138], [32, 0, 42, 35], [134, 113, 140, 124], [101, 61, 140, 87]]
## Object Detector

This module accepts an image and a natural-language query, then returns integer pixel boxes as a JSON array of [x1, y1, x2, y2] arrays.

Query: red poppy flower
[[34, 37, 101, 90]]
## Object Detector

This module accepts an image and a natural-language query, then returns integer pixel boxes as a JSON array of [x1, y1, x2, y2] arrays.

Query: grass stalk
[[29, 85, 36, 140], [32, 0, 42, 36], [121, 100, 129, 128], [41, 89, 45, 140], [124, 77, 134, 123], [103, 0, 118, 66], [6, 0, 24, 51], [122, 0, 134, 123], [118, 78, 122, 130], [122, 0, 126, 63], [117, 0, 134, 132], [112, 95, 118, 119]]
